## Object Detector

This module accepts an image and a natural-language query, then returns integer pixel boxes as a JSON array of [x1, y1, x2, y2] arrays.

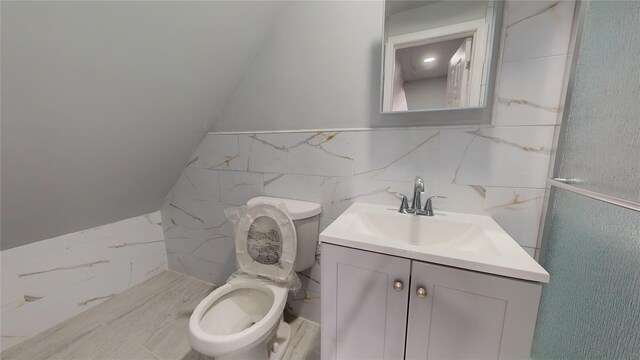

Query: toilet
[[188, 196, 321, 360]]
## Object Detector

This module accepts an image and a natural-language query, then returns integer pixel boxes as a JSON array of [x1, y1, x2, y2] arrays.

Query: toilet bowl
[[188, 278, 290, 360], [187, 197, 321, 360]]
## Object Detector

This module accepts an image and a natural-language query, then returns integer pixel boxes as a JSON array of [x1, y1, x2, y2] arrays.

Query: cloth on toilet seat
[[235, 203, 297, 283]]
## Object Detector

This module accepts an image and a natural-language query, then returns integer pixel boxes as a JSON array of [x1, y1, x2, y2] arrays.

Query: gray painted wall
[[214, 1, 500, 131], [215, 1, 385, 132], [1, 1, 284, 250]]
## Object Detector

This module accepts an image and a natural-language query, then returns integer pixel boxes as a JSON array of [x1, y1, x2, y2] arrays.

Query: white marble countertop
[[320, 203, 549, 283]]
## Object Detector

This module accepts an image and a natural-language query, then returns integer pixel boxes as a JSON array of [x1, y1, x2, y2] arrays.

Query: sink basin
[[320, 203, 549, 283], [349, 209, 502, 255]]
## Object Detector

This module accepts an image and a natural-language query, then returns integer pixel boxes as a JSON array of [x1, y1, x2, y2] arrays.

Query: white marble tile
[[219, 171, 263, 206], [495, 56, 568, 126], [319, 217, 335, 233], [1, 237, 75, 270], [186, 150, 199, 168], [438, 127, 555, 188], [132, 223, 164, 244], [503, 0, 575, 62], [196, 135, 240, 170], [167, 253, 233, 286], [189, 236, 237, 274], [421, 183, 487, 215], [1, 216, 140, 269], [1, 250, 166, 351], [289, 132, 355, 176], [320, 176, 412, 219], [208, 218, 236, 240], [144, 211, 162, 225], [1, 266, 24, 313], [15, 229, 166, 301], [169, 196, 205, 229], [160, 195, 173, 232], [73, 248, 167, 310], [263, 174, 321, 202], [181, 168, 220, 201], [0, 212, 166, 312], [288, 267, 321, 324], [116, 248, 168, 294], [201, 200, 234, 235], [485, 187, 545, 248], [353, 129, 439, 181], [239, 134, 289, 173], [164, 225, 208, 255]]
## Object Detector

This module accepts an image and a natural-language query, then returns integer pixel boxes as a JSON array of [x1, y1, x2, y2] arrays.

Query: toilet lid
[[235, 203, 297, 282]]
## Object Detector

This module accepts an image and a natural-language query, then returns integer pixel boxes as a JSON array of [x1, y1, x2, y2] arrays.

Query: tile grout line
[[138, 343, 166, 360]]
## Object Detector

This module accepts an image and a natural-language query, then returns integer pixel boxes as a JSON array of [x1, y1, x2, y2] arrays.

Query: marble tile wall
[[0, 212, 168, 351], [161, 0, 576, 324]]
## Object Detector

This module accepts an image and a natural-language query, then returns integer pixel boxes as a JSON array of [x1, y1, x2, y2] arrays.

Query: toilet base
[[268, 318, 292, 360], [215, 317, 292, 360]]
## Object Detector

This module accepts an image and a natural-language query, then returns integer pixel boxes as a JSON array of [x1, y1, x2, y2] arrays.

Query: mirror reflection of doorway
[[447, 37, 472, 107], [393, 36, 473, 111]]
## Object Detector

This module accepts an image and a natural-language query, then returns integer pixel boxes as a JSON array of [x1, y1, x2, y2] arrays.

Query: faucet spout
[[411, 176, 425, 213], [394, 175, 446, 216]]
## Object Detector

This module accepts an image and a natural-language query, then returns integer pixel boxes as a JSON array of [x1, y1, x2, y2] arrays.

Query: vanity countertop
[[320, 202, 549, 283]]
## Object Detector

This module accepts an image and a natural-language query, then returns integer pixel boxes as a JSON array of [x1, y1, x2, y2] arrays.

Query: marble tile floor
[[0, 270, 321, 360]]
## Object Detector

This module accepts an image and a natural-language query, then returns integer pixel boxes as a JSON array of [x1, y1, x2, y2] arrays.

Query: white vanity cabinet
[[321, 243, 542, 360], [321, 243, 411, 360]]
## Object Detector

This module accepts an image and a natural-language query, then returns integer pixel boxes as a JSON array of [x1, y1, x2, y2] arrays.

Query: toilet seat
[[235, 203, 297, 282], [188, 278, 288, 358]]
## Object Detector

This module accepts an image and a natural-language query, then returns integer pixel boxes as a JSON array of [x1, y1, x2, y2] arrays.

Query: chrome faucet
[[411, 176, 425, 214], [392, 176, 447, 216]]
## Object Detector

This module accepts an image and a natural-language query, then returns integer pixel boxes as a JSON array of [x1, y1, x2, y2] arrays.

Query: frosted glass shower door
[[531, 1, 640, 359]]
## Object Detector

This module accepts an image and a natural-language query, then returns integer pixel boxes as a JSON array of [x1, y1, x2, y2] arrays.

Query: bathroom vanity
[[320, 203, 549, 360]]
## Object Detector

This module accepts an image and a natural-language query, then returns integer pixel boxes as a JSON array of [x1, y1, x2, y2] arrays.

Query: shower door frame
[[536, 0, 640, 262], [535, 0, 584, 262]]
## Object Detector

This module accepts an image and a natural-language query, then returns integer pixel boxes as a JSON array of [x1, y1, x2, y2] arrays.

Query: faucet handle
[[390, 192, 411, 213], [426, 195, 447, 201], [424, 196, 447, 216]]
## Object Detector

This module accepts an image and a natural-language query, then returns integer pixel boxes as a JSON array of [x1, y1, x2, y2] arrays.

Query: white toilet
[[188, 196, 321, 360]]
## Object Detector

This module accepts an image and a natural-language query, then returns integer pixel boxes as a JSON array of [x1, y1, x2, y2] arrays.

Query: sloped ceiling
[[1, 1, 285, 250]]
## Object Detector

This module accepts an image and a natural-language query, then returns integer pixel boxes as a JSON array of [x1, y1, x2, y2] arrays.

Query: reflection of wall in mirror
[[392, 57, 408, 111], [405, 76, 447, 109]]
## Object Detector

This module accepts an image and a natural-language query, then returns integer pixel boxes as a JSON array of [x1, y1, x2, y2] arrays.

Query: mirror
[[382, 0, 499, 113]]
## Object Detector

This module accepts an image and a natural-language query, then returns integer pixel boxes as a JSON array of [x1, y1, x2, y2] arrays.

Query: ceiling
[[1, 1, 285, 250], [396, 37, 466, 81], [386, 1, 441, 16]]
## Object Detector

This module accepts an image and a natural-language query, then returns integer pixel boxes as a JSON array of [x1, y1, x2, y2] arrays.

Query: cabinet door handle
[[392, 281, 404, 292], [416, 287, 427, 298]]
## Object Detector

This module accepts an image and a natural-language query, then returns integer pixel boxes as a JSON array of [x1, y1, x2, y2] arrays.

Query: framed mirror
[[381, 0, 501, 114]]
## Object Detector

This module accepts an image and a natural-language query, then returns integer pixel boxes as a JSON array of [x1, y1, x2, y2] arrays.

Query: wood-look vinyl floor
[[1, 270, 320, 360]]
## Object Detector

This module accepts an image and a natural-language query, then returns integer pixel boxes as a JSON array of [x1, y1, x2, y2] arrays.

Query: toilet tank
[[247, 196, 321, 272]]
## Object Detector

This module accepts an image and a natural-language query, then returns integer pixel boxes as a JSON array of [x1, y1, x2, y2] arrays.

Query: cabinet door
[[321, 243, 411, 360], [406, 261, 542, 360]]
